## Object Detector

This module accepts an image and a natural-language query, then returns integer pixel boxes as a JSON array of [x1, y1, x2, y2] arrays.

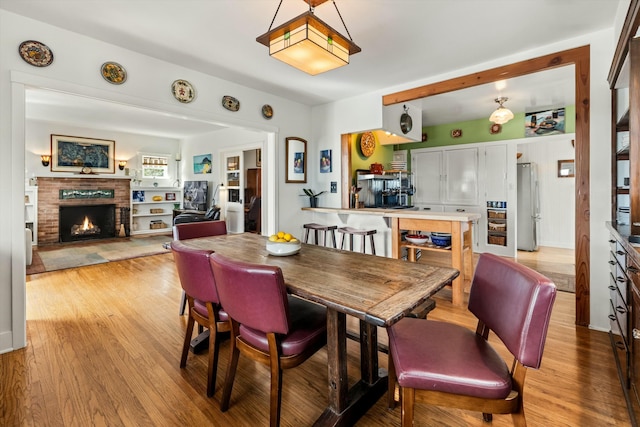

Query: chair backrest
[[468, 253, 556, 369], [246, 197, 261, 221], [209, 253, 290, 335], [170, 240, 220, 304], [173, 220, 227, 240]]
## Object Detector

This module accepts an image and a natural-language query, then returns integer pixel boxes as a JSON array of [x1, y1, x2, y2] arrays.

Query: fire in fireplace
[[59, 204, 116, 242], [71, 216, 101, 237]]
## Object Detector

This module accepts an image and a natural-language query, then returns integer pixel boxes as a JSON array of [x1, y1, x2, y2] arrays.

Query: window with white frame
[[140, 154, 170, 179]]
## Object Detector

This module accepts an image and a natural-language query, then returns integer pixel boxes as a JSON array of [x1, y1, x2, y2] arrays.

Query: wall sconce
[[118, 160, 127, 170], [41, 155, 51, 167]]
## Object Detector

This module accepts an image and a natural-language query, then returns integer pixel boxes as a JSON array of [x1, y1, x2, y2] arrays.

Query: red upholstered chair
[[387, 253, 557, 426], [173, 220, 227, 315], [209, 253, 327, 427], [170, 241, 229, 397]]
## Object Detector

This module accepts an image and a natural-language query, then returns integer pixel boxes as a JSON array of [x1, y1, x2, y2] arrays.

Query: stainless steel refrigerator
[[517, 162, 540, 251]]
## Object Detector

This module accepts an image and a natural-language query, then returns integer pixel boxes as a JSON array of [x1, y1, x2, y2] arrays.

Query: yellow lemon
[[284, 233, 292, 241], [290, 238, 298, 243], [269, 235, 278, 242], [276, 238, 287, 242], [277, 231, 285, 238]]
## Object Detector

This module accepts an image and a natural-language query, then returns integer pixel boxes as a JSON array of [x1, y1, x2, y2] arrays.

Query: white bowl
[[405, 234, 429, 245], [266, 241, 301, 256]]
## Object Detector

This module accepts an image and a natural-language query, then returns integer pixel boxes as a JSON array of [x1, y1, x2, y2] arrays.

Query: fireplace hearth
[[59, 204, 116, 242]]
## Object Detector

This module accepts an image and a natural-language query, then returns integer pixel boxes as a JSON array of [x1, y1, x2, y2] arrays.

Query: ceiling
[[2, 0, 620, 135]]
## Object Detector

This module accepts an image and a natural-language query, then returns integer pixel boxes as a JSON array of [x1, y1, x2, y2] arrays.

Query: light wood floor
[[1, 252, 628, 426]]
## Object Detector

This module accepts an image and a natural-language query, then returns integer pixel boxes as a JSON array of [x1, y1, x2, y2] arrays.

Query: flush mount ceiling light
[[256, 0, 361, 75], [489, 97, 514, 124]]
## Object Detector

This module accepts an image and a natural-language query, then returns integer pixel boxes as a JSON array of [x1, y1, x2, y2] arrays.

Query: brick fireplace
[[37, 177, 131, 245]]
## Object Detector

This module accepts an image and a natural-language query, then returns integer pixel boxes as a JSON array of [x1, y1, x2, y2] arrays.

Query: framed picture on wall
[[51, 134, 115, 173], [193, 154, 212, 174], [320, 149, 332, 173]]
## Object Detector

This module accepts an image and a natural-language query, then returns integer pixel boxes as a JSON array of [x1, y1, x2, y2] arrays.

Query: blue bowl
[[430, 234, 451, 247]]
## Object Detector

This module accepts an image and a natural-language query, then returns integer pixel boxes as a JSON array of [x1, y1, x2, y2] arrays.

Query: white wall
[[0, 9, 310, 353], [25, 119, 180, 186], [310, 29, 615, 331], [517, 136, 576, 249]]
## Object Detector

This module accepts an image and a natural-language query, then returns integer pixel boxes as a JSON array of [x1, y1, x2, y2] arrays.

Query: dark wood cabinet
[[245, 168, 261, 202]]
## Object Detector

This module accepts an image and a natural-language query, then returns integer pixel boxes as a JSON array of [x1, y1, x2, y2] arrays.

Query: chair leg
[[181, 314, 195, 368], [220, 336, 240, 412], [303, 228, 310, 244], [511, 409, 526, 427], [269, 365, 283, 427], [206, 326, 219, 397], [483, 413, 493, 422], [369, 235, 376, 255], [388, 352, 397, 409], [179, 290, 187, 315], [361, 235, 366, 254], [330, 230, 337, 248], [400, 387, 415, 427]]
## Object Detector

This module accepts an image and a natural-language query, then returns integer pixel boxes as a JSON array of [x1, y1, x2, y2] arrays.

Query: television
[[183, 181, 208, 211]]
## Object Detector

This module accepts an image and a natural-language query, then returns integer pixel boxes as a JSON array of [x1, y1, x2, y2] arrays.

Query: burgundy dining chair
[[387, 252, 557, 426], [209, 253, 327, 427], [173, 220, 227, 315], [170, 240, 229, 397]]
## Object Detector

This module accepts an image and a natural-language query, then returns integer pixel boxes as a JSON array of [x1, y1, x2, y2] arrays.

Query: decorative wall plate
[[360, 132, 375, 157], [101, 62, 127, 85], [222, 95, 240, 111], [451, 129, 463, 138], [171, 79, 195, 103], [422, 132, 428, 142], [19, 40, 53, 67], [262, 104, 273, 119], [490, 123, 502, 134]]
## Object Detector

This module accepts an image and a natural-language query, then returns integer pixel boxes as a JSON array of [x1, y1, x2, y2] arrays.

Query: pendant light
[[489, 97, 514, 124], [256, 0, 361, 75]]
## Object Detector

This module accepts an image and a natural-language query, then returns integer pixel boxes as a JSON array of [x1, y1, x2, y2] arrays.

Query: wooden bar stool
[[338, 227, 377, 255], [303, 223, 337, 248]]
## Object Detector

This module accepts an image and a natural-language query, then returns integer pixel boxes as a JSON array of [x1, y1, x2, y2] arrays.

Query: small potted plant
[[302, 188, 326, 208]]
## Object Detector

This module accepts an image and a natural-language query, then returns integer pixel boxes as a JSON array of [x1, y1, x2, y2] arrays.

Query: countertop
[[302, 207, 480, 222]]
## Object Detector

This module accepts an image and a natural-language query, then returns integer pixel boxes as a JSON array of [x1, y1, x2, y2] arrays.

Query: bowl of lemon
[[266, 231, 301, 256]]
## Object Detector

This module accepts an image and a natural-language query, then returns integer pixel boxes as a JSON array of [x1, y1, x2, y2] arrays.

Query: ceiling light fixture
[[489, 97, 514, 124], [256, 0, 361, 75]]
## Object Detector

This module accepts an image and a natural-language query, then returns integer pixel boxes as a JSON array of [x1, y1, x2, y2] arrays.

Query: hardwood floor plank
[[1, 253, 629, 426]]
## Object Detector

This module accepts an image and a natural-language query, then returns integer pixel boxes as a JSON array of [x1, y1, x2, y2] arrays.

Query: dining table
[[181, 232, 459, 426]]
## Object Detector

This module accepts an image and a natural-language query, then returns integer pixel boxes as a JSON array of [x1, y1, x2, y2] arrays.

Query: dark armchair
[[244, 196, 261, 233]]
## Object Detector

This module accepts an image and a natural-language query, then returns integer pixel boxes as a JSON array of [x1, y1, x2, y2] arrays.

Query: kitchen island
[[302, 207, 480, 305]]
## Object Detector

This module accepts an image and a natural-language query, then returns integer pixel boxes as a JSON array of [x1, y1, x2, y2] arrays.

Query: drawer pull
[[609, 239, 616, 243], [617, 276, 627, 283], [634, 329, 640, 340], [617, 250, 626, 256], [616, 305, 627, 314], [423, 207, 431, 211], [609, 285, 617, 291], [609, 260, 616, 265], [456, 209, 465, 212], [616, 340, 626, 350], [628, 266, 639, 274], [609, 314, 617, 321]]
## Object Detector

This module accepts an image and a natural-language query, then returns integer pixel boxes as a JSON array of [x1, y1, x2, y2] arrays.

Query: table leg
[[326, 309, 348, 413], [451, 222, 464, 306]]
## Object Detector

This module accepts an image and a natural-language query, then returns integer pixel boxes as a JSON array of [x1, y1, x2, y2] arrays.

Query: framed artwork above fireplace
[[51, 134, 115, 174]]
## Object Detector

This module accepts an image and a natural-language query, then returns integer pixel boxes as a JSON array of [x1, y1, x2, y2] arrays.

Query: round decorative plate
[[451, 129, 463, 138], [360, 132, 375, 158], [171, 79, 196, 103], [490, 123, 502, 134], [222, 95, 240, 111], [101, 62, 127, 85], [18, 40, 53, 67], [262, 104, 273, 119], [81, 166, 92, 174]]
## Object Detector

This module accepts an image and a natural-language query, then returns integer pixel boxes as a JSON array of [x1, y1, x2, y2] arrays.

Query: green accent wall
[[350, 133, 395, 184]]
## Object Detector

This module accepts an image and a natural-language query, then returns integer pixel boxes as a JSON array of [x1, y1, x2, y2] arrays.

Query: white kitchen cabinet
[[130, 187, 181, 235], [412, 146, 478, 206], [444, 147, 478, 205], [412, 150, 442, 204], [483, 144, 508, 201]]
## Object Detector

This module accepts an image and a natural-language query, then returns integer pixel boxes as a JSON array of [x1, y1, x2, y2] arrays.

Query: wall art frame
[[51, 134, 115, 173], [285, 137, 307, 183]]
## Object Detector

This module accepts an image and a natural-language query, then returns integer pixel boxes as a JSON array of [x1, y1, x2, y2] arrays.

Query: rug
[[26, 235, 172, 274], [539, 270, 575, 293]]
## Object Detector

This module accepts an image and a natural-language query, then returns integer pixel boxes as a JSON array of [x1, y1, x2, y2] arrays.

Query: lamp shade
[[489, 97, 514, 124], [257, 11, 361, 75]]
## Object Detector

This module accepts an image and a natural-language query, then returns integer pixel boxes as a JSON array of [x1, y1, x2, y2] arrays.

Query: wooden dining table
[[181, 232, 459, 426]]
